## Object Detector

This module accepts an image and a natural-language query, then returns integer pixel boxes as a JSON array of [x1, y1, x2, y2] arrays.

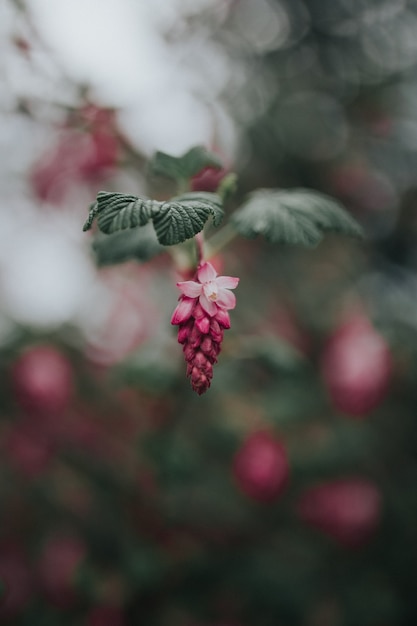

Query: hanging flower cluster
[[171, 261, 239, 395], [82, 145, 364, 396]]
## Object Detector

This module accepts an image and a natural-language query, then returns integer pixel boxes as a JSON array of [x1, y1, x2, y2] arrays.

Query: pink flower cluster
[[171, 261, 239, 395]]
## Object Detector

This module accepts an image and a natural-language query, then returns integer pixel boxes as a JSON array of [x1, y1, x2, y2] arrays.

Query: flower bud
[[196, 316, 210, 334], [200, 336, 213, 355], [189, 325, 203, 349], [177, 322, 192, 344], [215, 308, 231, 329]]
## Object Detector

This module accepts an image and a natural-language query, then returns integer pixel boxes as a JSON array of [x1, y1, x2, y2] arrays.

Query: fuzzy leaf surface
[[84, 191, 223, 247], [93, 191, 161, 235], [148, 146, 223, 182], [152, 192, 223, 245], [231, 189, 363, 247]]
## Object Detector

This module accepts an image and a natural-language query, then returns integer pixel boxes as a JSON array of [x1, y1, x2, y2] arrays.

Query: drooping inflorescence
[[171, 261, 239, 394]]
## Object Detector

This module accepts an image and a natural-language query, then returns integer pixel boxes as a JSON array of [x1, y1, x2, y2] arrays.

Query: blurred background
[[1, 0, 417, 624]]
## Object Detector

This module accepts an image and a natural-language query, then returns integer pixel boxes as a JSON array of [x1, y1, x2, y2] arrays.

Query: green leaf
[[153, 192, 223, 246], [94, 191, 160, 234], [83, 192, 159, 234], [231, 188, 364, 247], [83, 191, 223, 247], [83, 201, 100, 232], [92, 225, 165, 267], [148, 145, 223, 182]]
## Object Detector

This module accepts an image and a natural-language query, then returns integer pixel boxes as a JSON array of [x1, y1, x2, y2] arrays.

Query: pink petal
[[196, 316, 210, 334], [171, 297, 196, 324], [199, 293, 217, 317], [216, 276, 239, 290], [216, 289, 236, 310], [176, 280, 202, 298], [177, 325, 190, 343], [192, 303, 205, 319], [215, 308, 231, 329], [198, 262, 217, 284]]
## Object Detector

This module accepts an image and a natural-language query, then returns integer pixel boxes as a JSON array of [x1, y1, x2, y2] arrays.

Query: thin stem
[[195, 232, 205, 265], [167, 242, 195, 274], [205, 223, 238, 258]]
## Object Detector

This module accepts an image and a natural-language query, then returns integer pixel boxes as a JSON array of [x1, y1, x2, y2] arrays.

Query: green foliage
[[83, 161, 360, 259], [231, 188, 364, 247], [83, 192, 158, 234], [152, 192, 223, 246], [148, 145, 223, 182], [92, 225, 165, 267], [83, 190, 224, 246]]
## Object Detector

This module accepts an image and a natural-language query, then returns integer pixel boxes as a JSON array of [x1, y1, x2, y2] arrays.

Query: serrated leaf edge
[[231, 188, 363, 247], [83, 191, 224, 246]]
